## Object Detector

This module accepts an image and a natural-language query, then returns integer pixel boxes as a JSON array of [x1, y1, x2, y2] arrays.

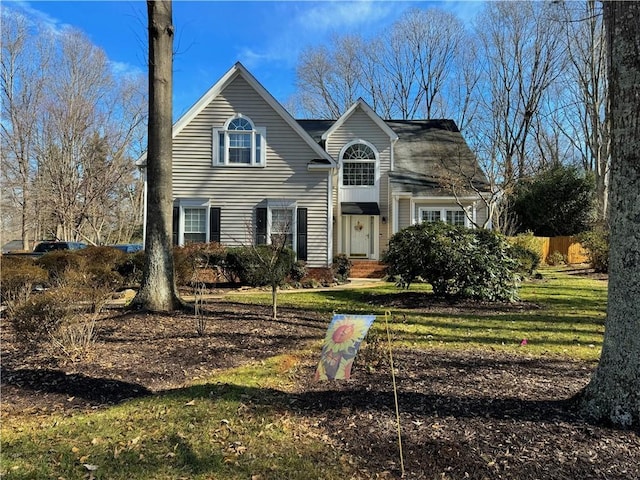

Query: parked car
[[33, 241, 87, 254], [111, 244, 143, 253]]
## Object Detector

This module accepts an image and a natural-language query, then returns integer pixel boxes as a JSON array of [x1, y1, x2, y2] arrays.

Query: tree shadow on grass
[[1, 367, 151, 406]]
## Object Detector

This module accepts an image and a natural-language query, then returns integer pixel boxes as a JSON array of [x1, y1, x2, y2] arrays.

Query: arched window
[[214, 115, 266, 166], [341, 142, 376, 186]]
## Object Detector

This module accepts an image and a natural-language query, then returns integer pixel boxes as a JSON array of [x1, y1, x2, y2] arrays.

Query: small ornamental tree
[[226, 245, 296, 319], [383, 222, 520, 301]]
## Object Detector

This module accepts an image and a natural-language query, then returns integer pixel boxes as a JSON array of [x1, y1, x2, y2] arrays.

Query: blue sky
[[4, 0, 484, 119]]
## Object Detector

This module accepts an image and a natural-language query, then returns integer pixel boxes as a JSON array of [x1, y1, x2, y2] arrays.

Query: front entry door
[[349, 215, 370, 258]]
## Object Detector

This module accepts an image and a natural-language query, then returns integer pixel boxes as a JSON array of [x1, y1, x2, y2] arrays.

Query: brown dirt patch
[[1, 297, 637, 479]]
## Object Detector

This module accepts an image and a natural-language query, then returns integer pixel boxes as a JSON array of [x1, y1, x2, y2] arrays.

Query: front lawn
[[228, 266, 608, 360], [3, 267, 637, 480]]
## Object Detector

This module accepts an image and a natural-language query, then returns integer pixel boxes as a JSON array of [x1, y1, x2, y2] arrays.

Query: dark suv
[[33, 241, 87, 255]]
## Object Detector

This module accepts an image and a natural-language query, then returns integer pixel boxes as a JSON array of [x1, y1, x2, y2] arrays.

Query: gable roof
[[297, 117, 490, 193], [321, 98, 398, 142], [137, 62, 334, 166]]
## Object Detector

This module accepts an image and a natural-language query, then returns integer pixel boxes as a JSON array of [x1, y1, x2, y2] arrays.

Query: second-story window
[[342, 142, 376, 186], [213, 115, 266, 166]]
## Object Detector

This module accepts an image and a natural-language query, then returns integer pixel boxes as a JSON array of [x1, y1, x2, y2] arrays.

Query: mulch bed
[[1, 295, 638, 479]]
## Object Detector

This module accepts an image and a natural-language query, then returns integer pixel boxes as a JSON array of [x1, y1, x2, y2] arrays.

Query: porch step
[[349, 260, 386, 279]]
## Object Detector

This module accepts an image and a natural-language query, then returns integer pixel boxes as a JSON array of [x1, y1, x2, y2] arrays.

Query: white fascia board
[[137, 62, 335, 168], [322, 98, 399, 142], [233, 63, 335, 166], [410, 195, 482, 202], [136, 66, 240, 167]]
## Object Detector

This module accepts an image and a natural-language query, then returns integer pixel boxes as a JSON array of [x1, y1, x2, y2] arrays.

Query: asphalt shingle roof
[[297, 118, 490, 195]]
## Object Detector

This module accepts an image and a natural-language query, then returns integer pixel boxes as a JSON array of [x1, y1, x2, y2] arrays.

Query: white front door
[[349, 215, 370, 258]]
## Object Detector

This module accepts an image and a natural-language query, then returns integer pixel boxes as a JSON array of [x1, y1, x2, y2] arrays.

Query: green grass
[[1, 268, 608, 478], [227, 267, 608, 361], [1, 355, 351, 480]]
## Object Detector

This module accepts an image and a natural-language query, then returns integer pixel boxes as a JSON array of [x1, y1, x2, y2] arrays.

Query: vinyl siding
[[326, 108, 393, 256], [398, 198, 412, 230], [172, 74, 330, 267]]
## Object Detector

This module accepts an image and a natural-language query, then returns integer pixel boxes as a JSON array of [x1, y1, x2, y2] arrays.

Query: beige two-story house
[[138, 62, 491, 274]]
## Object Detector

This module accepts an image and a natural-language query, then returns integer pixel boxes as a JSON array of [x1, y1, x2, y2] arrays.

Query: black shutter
[[256, 207, 267, 245], [172, 206, 179, 246], [209, 207, 221, 243], [296, 207, 307, 261]]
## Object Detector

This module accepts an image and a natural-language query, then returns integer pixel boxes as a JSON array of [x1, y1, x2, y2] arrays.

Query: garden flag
[[315, 314, 375, 381]]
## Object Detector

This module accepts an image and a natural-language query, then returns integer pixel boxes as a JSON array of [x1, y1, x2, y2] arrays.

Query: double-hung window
[[270, 208, 294, 249], [183, 207, 207, 244], [446, 210, 466, 226], [418, 207, 469, 227], [255, 201, 308, 260], [214, 115, 266, 166], [173, 199, 221, 246], [420, 209, 441, 223], [342, 142, 376, 186]]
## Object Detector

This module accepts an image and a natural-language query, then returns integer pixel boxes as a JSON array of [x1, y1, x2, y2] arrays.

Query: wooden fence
[[535, 236, 589, 264]]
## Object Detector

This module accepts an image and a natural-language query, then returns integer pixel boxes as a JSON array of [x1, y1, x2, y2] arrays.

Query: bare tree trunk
[[580, 1, 640, 428], [132, 0, 181, 312]]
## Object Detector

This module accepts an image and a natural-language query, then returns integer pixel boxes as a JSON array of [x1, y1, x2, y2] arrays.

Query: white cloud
[[4, 1, 145, 81], [2, 0, 72, 36], [292, 0, 396, 34], [109, 60, 144, 79], [237, 1, 399, 72]]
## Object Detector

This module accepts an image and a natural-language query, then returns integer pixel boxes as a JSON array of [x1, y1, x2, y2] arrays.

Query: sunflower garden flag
[[315, 314, 375, 381]]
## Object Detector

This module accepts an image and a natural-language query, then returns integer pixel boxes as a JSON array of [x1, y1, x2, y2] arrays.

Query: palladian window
[[213, 115, 266, 166]]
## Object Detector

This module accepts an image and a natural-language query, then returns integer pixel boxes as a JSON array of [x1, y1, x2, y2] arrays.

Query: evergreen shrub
[[331, 254, 352, 283], [578, 225, 609, 272], [383, 222, 521, 301]]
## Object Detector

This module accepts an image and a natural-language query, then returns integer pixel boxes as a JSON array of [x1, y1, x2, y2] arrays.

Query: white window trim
[[417, 206, 471, 228], [179, 199, 210, 245], [212, 114, 267, 167], [339, 139, 379, 188], [266, 199, 297, 251]]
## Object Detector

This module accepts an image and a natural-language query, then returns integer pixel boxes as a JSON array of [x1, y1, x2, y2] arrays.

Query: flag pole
[[385, 310, 405, 476]]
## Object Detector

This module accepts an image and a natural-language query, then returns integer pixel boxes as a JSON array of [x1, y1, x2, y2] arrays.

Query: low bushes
[[1, 256, 49, 319], [578, 225, 609, 273], [508, 231, 542, 276], [225, 245, 296, 288], [331, 254, 352, 283], [383, 222, 521, 302]]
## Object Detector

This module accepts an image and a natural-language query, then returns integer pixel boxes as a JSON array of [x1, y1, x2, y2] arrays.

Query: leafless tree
[[32, 30, 146, 243], [294, 7, 470, 121], [1, 8, 146, 248], [446, 32, 482, 133], [402, 8, 465, 119], [557, 0, 610, 220], [0, 14, 49, 250], [580, 1, 639, 428], [475, 1, 567, 183], [436, 146, 500, 230], [296, 40, 360, 119], [131, 0, 182, 312], [359, 37, 396, 119]]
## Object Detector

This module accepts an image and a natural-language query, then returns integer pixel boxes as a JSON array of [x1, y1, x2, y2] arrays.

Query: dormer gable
[[321, 98, 399, 143]]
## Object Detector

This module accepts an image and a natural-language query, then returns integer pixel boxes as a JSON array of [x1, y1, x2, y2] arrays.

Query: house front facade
[[138, 63, 491, 272]]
